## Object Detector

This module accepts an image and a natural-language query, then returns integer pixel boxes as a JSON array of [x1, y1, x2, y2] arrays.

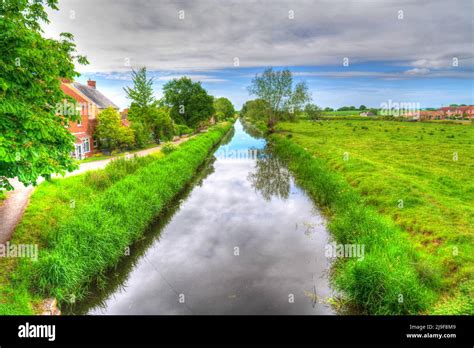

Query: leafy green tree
[[124, 67, 176, 144], [124, 67, 155, 109], [241, 99, 269, 121], [247, 68, 310, 131], [324, 107, 334, 112], [162, 77, 215, 129], [0, 0, 88, 190], [130, 121, 150, 148], [304, 104, 323, 121], [359, 105, 367, 110], [149, 105, 175, 143], [214, 97, 235, 121], [124, 67, 154, 145], [95, 107, 134, 151]]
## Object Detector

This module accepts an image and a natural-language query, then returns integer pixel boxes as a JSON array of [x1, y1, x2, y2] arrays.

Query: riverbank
[[244, 117, 473, 314], [0, 122, 232, 314]]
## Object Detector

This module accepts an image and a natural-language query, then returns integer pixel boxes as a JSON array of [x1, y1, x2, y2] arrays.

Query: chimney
[[87, 79, 96, 89]]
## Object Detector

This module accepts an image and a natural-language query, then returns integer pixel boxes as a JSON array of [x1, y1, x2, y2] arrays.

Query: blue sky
[[45, 0, 474, 110], [76, 63, 474, 110]]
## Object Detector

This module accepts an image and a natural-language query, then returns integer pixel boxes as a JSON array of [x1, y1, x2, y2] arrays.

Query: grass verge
[[274, 119, 473, 314], [0, 122, 231, 314], [270, 135, 438, 314]]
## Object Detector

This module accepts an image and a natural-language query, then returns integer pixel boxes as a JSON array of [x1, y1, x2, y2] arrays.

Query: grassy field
[[0, 122, 231, 314], [274, 119, 474, 314]]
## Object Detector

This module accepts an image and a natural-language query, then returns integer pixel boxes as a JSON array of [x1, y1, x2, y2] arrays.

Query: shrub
[[176, 124, 193, 136], [161, 142, 178, 154]]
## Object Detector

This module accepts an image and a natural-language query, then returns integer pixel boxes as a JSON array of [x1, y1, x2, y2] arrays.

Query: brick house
[[60, 79, 119, 159], [439, 106, 474, 119]]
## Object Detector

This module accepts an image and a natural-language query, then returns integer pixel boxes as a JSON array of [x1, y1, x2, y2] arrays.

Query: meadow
[[0, 122, 231, 314], [273, 119, 473, 314]]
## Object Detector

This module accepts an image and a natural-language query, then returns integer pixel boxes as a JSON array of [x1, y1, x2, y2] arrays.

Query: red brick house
[[60, 79, 119, 159], [439, 106, 474, 119]]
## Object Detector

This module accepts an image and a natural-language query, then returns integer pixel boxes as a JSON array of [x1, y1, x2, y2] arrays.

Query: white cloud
[[42, 0, 474, 73]]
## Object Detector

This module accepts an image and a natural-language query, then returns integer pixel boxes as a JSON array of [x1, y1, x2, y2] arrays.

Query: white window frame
[[82, 137, 90, 153]]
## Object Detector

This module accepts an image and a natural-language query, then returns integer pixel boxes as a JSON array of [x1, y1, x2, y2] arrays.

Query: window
[[93, 138, 98, 149], [83, 138, 90, 153], [77, 117, 82, 127]]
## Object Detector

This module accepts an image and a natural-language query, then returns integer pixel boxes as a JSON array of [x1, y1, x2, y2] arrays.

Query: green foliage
[[241, 99, 270, 121], [304, 103, 323, 121], [123, 67, 154, 109], [161, 142, 178, 154], [176, 124, 193, 136], [95, 107, 135, 151], [214, 97, 235, 121], [130, 120, 151, 148], [124, 67, 175, 144], [162, 77, 215, 129], [149, 106, 175, 142], [247, 68, 310, 130], [0, 0, 88, 190]]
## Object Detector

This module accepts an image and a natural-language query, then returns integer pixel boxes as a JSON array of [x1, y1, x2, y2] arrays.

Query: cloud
[[42, 0, 474, 73], [403, 68, 430, 75]]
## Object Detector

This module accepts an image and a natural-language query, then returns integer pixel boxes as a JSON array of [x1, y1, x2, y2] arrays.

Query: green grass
[[322, 110, 363, 117], [77, 142, 164, 164], [0, 122, 231, 314], [273, 119, 474, 314]]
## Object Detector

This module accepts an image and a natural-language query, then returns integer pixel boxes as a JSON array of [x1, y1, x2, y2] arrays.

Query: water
[[66, 120, 335, 315]]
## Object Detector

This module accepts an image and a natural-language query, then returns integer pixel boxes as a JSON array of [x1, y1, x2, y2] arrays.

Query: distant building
[[359, 111, 375, 116], [60, 79, 119, 159]]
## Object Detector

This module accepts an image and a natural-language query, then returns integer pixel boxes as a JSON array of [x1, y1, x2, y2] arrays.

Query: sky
[[43, 0, 474, 110]]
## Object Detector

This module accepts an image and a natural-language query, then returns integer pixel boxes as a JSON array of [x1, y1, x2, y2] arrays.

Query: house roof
[[61, 83, 88, 104], [72, 82, 119, 110]]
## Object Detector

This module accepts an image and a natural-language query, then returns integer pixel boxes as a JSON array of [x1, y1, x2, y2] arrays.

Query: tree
[[0, 0, 88, 190], [247, 68, 310, 131], [124, 67, 155, 145], [148, 105, 175, 143], [162, 77, 215, 129], [324, 107, 334, 112], [124, 67, 176, 144], [241, 99, 269, 121], [95, 107, 134, 151], [304, 104, 323, 121], [359, 105, 367, 110], [124, 67, 155, 109], [214, 97, 235, 121]]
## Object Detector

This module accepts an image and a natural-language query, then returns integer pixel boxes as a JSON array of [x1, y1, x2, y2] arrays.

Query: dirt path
[[0, 136, 192, 244]]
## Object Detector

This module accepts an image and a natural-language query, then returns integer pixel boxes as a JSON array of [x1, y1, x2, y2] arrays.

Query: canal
[[66, 119, 335, 315]]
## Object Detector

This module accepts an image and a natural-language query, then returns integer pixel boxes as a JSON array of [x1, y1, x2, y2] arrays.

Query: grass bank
[[271, 119, 473, 314], [0, 122, 232, 314]]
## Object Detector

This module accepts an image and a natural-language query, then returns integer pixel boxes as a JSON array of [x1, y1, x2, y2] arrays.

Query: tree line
[[95, 67, 235, 152]]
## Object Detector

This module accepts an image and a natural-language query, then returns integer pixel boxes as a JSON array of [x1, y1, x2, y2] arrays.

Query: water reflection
[[248, 147, 290, 201], [67, 120, 335, 315]]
